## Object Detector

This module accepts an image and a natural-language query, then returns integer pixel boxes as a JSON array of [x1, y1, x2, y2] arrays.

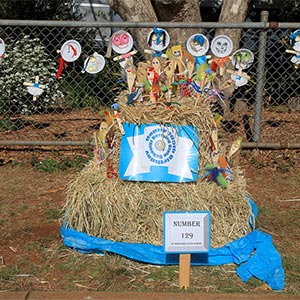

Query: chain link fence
[[0, 19, 300, 149]]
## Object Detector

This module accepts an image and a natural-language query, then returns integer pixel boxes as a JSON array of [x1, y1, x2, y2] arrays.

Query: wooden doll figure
[[146, 67, 160, 104], [170, 45, 187, 82]]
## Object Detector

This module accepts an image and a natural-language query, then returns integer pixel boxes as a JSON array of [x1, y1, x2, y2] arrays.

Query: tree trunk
[[151, 0, 202, 45], [215, 0, 251, 113], [108, 0, 157, 51], [108, 0, 202, 51], [216, 0, 250, 52]]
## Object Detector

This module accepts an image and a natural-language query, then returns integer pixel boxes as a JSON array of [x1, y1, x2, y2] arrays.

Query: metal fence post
[[253, 10, 269, 143]]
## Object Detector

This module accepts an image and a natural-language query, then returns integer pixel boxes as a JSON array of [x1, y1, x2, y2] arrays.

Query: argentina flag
[[119, 123, 199, 182]]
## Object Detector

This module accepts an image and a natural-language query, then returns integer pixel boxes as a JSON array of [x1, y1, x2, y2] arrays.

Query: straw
[[63, 94, 252, 248]]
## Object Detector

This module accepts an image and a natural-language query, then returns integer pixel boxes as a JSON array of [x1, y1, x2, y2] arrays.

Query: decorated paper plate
[[0, 38, 5, 57], [231, 48, 254, 70], [230, 74, 248, 87], [111, 30, 134, 54], [60, 40, 82, 62], [289, 29, 300, 51], [210, 35, 233, 58], [186, 34, 209, 57], [147, 27, 170, 52], [83, 53, 106, 74]]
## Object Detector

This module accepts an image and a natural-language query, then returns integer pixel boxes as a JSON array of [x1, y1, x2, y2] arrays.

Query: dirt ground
[[0, 109, 299, 294]]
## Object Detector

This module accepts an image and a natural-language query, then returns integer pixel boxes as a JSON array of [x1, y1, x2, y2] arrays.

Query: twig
[[277, 198, 300, 202]]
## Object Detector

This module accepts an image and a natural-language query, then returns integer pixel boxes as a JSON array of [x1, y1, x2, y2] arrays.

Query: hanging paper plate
[[186, 34, 209, 57], [230, 74, 248, 87], [211, 35, 233, 58], [289, 29, 300, 51], [0, 38, 5, 57], [83, 53, 106, 74], [111, 30, 134, 54], [231, 48, 254, 70], [147, 27, 170, 52], [60, 40, 82, 62]]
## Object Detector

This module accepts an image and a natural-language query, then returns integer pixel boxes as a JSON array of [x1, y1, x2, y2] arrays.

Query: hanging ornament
[[60, 39, 82, 62], [227, 48, 254, 87], [209, 35, 233, 76], [286, 29, 300, 68], [23, 76, 47, 101], [106, 30, 137, 69], [144, 27, 170, 58], [186, 33, 211, 74], [82, 52, 106, 74], [109, 30, 134, 55], [56, 40, 82, 79], [0, 38, 5, 60]]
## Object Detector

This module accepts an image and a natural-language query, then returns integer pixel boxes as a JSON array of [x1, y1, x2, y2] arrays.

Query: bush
[[0, 35, 63, 115]]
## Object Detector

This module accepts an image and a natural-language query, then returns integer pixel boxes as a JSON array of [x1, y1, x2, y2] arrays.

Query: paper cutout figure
[[82, 52, 106, 74], [209, 35, 233, 76], [227, 48, 254, 87], [0, 38, 5, 59], [111, 30, 134, 55], [144, 27, 170, 58], [148, 27, 170, 52], [60, 40, 82, 62], [286, 29, 300, 68], [186, 34, 211, 71], [107, 31, 137, 69], [23, 76, 46, 100], [56, 40, 81, 78]]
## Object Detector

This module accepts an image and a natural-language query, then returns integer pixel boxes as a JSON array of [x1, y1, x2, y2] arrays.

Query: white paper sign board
[[164, 211, 210, 253]]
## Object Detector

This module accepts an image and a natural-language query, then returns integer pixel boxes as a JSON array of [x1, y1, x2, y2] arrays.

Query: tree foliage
[[0, 0, 82, 20], [0, 35, 63, 115]]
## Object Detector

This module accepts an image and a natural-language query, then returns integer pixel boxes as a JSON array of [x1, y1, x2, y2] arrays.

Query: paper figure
[[23, 76, 46, 100], [186, 34, 211, 71], [286, 29, 300, 68], [209, 35, 233, 76]]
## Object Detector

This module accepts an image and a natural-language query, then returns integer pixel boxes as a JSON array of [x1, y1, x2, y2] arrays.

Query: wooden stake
[[179, 253, 191, 290]]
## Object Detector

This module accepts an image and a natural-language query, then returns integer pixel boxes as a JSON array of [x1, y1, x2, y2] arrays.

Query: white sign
[[164, 211, 210, 253]]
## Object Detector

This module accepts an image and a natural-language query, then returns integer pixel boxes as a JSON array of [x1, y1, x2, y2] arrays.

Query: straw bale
[[64, 94, 253, 248]]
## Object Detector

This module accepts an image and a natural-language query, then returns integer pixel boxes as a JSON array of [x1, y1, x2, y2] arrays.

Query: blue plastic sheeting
[[61, 226, 284, 290]]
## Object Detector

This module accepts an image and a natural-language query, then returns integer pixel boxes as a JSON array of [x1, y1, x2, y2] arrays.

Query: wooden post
[[179, 253, 191, 290]]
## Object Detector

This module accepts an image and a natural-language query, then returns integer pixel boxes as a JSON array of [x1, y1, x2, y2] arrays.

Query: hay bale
[[63, 95, 252, 248]]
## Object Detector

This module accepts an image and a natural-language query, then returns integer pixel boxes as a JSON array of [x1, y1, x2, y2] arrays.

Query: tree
[[216, 0, 251, 52], [108, 0, 250, 51], [108, 0, 251, 112], [0, 0, 82, 21], [107, 0, 202, 50], [0, 35, 63, 115]]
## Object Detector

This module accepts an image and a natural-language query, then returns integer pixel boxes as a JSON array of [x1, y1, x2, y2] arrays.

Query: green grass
[[0, 119, 18, 132], [45, 208, 62, 220], [33, 155, 89, 173], [0, 266, 19, 280]]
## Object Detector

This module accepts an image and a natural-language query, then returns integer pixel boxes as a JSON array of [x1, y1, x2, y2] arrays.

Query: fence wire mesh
[[0, 22, 299, 148]]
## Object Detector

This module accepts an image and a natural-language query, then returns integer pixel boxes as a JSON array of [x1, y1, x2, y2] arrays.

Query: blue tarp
[[61, 197, 284, 290]]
